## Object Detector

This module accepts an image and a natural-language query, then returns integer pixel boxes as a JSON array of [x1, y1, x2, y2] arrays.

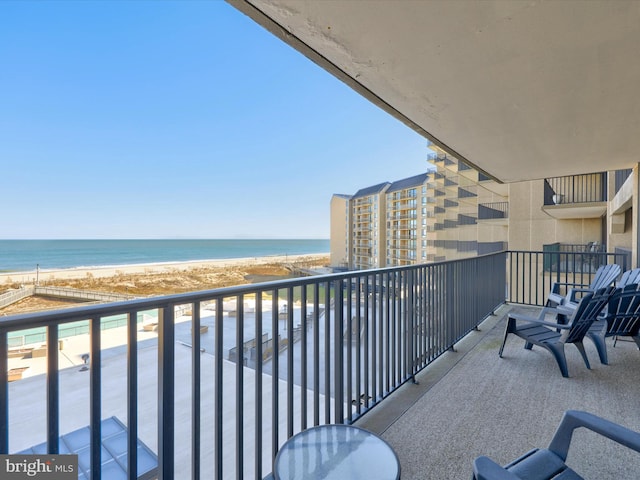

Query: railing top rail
[[507, 249, 623, 256], [0, 252, 509, 330], [545, 171, 607, 181]]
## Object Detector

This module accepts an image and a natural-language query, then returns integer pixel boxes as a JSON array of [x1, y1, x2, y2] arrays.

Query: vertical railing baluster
[[47, 325, 59, 454], [215, 298, 224, 480], [126, 310, 139, 480], [518, 250, 524, 305], [300, 285, 308, 431], [363, 275, 370, 409], [426, 266, 432, 362], [355, 277, 362, 417], [191, 303, 200, 480], [0, 331, 8, 454], [158, 305, 175, 479], [371, 274, 377, 401], [272, 290, 279, 459], [508, 252, 514, 303], [408, 268, 415, 381], [388, 273, 394, 389], [324, 282, 331, 423], [420, 267, 426, 369], [254, 292, 263, 480], [346, 278, 353, 423], [313, 283, 320, 427], [90, 316, 102, 480], [440, 263, 446, 355], [377, 272, 384, 397], [334, 279, 344, 424], [384, 271, 391, 393], [236, 295, 244, 480], [286, 287, 294, 438], [532, 251, 536, 305]]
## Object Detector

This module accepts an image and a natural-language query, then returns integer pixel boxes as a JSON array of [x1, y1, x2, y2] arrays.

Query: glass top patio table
[[273, 424, 401, 480]]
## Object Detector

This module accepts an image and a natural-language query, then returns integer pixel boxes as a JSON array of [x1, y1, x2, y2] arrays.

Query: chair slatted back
[[603, 283, 640, 337], [618, 268, 640, 288], [563, 286, 616, 344], [590, 264, 621, 290]]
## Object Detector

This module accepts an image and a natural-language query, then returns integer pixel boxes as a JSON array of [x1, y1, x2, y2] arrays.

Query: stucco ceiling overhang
[[229, 0, 640, 183]]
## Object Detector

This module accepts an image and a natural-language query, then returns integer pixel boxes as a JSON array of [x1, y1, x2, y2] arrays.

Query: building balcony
[[477, 201, 509, 226], [389, 213, 417, 220], [388, 234, 416, 241], [543, 172, 607, 219], [0, 250, 635, 479], [457, 186, 478, 202], [387, 202, 416, 211]]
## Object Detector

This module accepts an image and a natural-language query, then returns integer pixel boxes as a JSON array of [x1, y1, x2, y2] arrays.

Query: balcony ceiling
[[542, 202, 608, 220], [231, 0, 640, 183]]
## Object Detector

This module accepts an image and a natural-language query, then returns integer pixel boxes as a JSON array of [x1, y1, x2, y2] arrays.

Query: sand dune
[[0, 253, 328, 285]]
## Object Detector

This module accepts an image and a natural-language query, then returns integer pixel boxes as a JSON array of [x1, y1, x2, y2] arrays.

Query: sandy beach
[[0, 253, 329, 286]]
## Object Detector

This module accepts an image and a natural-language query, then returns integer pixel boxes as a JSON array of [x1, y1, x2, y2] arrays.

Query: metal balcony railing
[[0, 253, 508, 479], [543, 172, 607, 205], [507, 250, 628, 306], [478, 202, 508, 220], [614, 168, 633, 195], [2, 249, 633, 478]]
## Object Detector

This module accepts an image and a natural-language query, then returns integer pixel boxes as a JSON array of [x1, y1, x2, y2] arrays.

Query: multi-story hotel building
[[332, 174, 434, 269], [331, 143, 631, 270], [385, 173, 431, 266]]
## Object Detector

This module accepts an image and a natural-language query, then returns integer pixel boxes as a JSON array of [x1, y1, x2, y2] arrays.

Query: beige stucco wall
[[329, 195, 350, 267], [607, 165, 638, 267], [508, 180, 602, 251]]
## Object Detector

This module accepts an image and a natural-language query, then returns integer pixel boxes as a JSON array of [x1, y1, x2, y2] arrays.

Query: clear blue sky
[[1, 1, 430, 239]]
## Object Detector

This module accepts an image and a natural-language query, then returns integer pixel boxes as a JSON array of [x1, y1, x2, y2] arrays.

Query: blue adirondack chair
[[499, 287, 614, 377], [546, 263, 620, 308], [616, 267, 640, 288], [586, 282, 640, 364], [473, 410, 640, 480]]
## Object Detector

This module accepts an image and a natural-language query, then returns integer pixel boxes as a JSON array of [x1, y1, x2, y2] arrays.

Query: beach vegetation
[[0, 256, 329, 315]]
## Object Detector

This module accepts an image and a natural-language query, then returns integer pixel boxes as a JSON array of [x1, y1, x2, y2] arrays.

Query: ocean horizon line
[[1, 252, 329, 275], [0, 237, 329, 241], [0, 239, 331, 273]]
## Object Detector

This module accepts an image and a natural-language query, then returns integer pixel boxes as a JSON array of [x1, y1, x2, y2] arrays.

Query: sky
[[0, 1, 430, 240]]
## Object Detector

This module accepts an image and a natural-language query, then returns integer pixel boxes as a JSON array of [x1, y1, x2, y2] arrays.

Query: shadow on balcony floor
[[358, 304, 640, 480]]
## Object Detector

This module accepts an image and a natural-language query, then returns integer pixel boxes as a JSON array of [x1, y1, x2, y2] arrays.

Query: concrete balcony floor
[[358, 304, 640, 479]]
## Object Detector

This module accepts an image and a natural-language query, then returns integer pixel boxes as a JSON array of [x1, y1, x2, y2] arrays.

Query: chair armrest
[[566, 287, 594, 304], [548, 410, 640, 461], [509, 310, 571, 329], [548, 282, 589, 306], [473, 456, 522, 480], [555, 304, 575, 316]]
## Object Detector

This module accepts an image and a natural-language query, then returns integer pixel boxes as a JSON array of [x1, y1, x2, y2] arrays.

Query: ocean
[[0, 239, 330, 273]]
